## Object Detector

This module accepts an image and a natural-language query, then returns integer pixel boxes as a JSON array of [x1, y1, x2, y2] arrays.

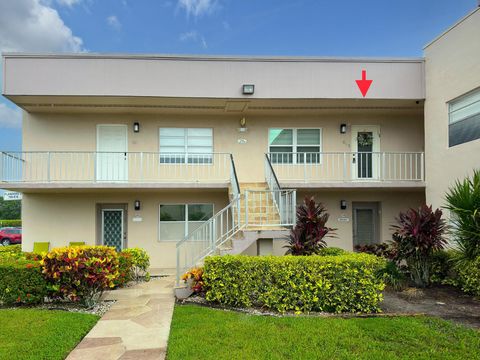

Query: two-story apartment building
[[1, 7, 479, 276]]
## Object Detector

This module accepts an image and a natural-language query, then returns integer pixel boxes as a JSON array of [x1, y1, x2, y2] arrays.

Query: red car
[[0, 227, 22, 246]]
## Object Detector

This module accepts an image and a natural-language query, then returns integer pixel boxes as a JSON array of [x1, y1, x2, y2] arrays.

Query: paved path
[[67, 276, 175, 360]]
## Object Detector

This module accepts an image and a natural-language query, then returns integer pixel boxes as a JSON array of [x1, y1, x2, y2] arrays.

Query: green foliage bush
[[0, 198, 21, 220], [457, 256, 480, 297], [203, 254, 386, 313], [0, 258, 48, 305], [0, 244, 22, 257], [429, 249, 458, 285], [114, 251, 134, 287], [0, 219, 22, 227], [317, 247, 347, 256], [121, 248, 150, 280], [41, 246, 119, 307]]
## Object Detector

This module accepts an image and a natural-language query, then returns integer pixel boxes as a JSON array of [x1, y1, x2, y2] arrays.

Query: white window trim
[[158, 203, 214, 242], [267, 127, 323, 164]]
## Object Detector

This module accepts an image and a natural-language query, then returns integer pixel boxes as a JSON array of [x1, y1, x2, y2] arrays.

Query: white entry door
[[97, 125, 128, 182], [351, 125, 380, 180]]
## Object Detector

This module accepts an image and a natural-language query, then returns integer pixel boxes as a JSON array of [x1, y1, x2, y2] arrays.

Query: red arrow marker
[[355, 69, 373, 97]]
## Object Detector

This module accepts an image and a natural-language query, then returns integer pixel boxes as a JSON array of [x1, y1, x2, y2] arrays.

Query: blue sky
[[0, 0, 478, 152]]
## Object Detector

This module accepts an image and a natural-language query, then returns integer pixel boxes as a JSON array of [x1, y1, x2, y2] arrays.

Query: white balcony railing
[[267, 152, 424, 183], [0, 152, 232, 184]]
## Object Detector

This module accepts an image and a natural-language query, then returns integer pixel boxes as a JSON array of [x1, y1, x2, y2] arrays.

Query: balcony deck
[[1, 152, 233, 191], [267, 151, 425, 189]]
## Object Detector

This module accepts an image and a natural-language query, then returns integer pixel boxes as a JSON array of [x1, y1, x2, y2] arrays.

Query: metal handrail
[[267, 151, 425, 182]]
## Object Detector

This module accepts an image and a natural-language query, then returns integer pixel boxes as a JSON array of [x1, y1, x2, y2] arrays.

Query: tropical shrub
[[318, 247, 347, 256], [203, 254, 386, 313], [391, 205, 447, 288], [115, 251, 134, 287], [121, 248, 150, 280], [429, 249, 458, 285], [41, 246, 119, 307], [444, 169, 480, 263], [354, 243, 396, 259], [457, 255, 480, 297], [0, 244, 22, 258], [284, 196, 336, 255], [181, 267, 204, 293], [376, 261, 407, 291], [0, 257, 48, 305]]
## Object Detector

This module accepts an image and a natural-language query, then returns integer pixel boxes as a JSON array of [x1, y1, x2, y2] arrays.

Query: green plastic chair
[[33, 242, 50, 254], [69, 242, 86, 247]]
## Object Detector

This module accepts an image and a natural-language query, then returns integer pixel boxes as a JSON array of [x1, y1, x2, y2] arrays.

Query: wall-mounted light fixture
[[239, 117, 247, 132], [134, 200, 141, 211], [340, 124, 347, 134], [340, 200, 347, 210], [242, 84, 255, 95], [133, 122, 140, 133]]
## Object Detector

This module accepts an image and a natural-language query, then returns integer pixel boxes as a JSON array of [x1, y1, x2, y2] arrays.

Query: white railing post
[[245, 190, 249, 226], [303, 154, 307, 183], [382, 152, 386, 181], [47, 152, 51, 183], [421, 152, 425, 181]]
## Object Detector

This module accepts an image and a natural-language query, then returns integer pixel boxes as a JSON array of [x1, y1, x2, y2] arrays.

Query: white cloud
[[0, 104, 22, 128], [0, 0, 85, 128], [0, 0, 84, 53], [107, 15, 121, 31], [178, 0, 218, 18], [179, 30, 207, 48], [55, 0, 84, 6]]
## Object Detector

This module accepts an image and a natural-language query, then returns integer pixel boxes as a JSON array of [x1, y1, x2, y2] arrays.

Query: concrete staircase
[[221, 182, 289, 255]]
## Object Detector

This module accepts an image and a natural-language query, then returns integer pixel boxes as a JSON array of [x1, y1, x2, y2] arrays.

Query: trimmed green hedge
[[0, 219, 21, 227], [0, 258, 48, 305], [203, 254, 386, 313], [317, 247, 348, 256], [0, 244, 22, 256]]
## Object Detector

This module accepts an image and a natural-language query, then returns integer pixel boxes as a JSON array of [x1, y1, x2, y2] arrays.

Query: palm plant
[[444, 169, 480, 263], [284, 196, 336, 255], [391, 205, 447, 287]]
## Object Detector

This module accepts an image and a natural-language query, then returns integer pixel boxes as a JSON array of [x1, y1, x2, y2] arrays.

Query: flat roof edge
[[1, 52, 425, 63], [424, 7, 480, 49]]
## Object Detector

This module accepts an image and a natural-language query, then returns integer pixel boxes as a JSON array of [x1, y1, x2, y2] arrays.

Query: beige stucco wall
[[22, 190, 229, 268], [22, 188, 424, 265], [3, 55, 425, 100], [233, 189, 425, 256], [424, 8, 480, 209], [23, 110, 424, 183]]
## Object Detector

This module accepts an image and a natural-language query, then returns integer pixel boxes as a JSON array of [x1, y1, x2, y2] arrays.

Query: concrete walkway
[[67, 276, 175, 360]]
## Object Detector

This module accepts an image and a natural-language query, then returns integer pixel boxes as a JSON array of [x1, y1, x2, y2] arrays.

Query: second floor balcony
[[0, 152, 234, 189], [1, 150, 425, 190], [267, 151, 425, 188]]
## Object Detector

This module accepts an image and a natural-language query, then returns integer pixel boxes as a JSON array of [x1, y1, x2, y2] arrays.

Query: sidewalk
[[67, 275, 175, 360]]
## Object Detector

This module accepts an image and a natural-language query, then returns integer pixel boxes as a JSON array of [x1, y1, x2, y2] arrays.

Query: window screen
[[449, 88, 480, 147]]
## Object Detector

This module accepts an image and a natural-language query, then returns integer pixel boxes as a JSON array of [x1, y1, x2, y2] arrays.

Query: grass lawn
[[168, 304, 480, 360], [0, 309, 99, 360]]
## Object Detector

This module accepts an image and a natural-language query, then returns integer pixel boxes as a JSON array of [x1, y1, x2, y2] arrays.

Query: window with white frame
[[159, 203, 214, 241], [448, 87, 480, 147], [159, 128, 213, 163], [268, 128, 322, 164]]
